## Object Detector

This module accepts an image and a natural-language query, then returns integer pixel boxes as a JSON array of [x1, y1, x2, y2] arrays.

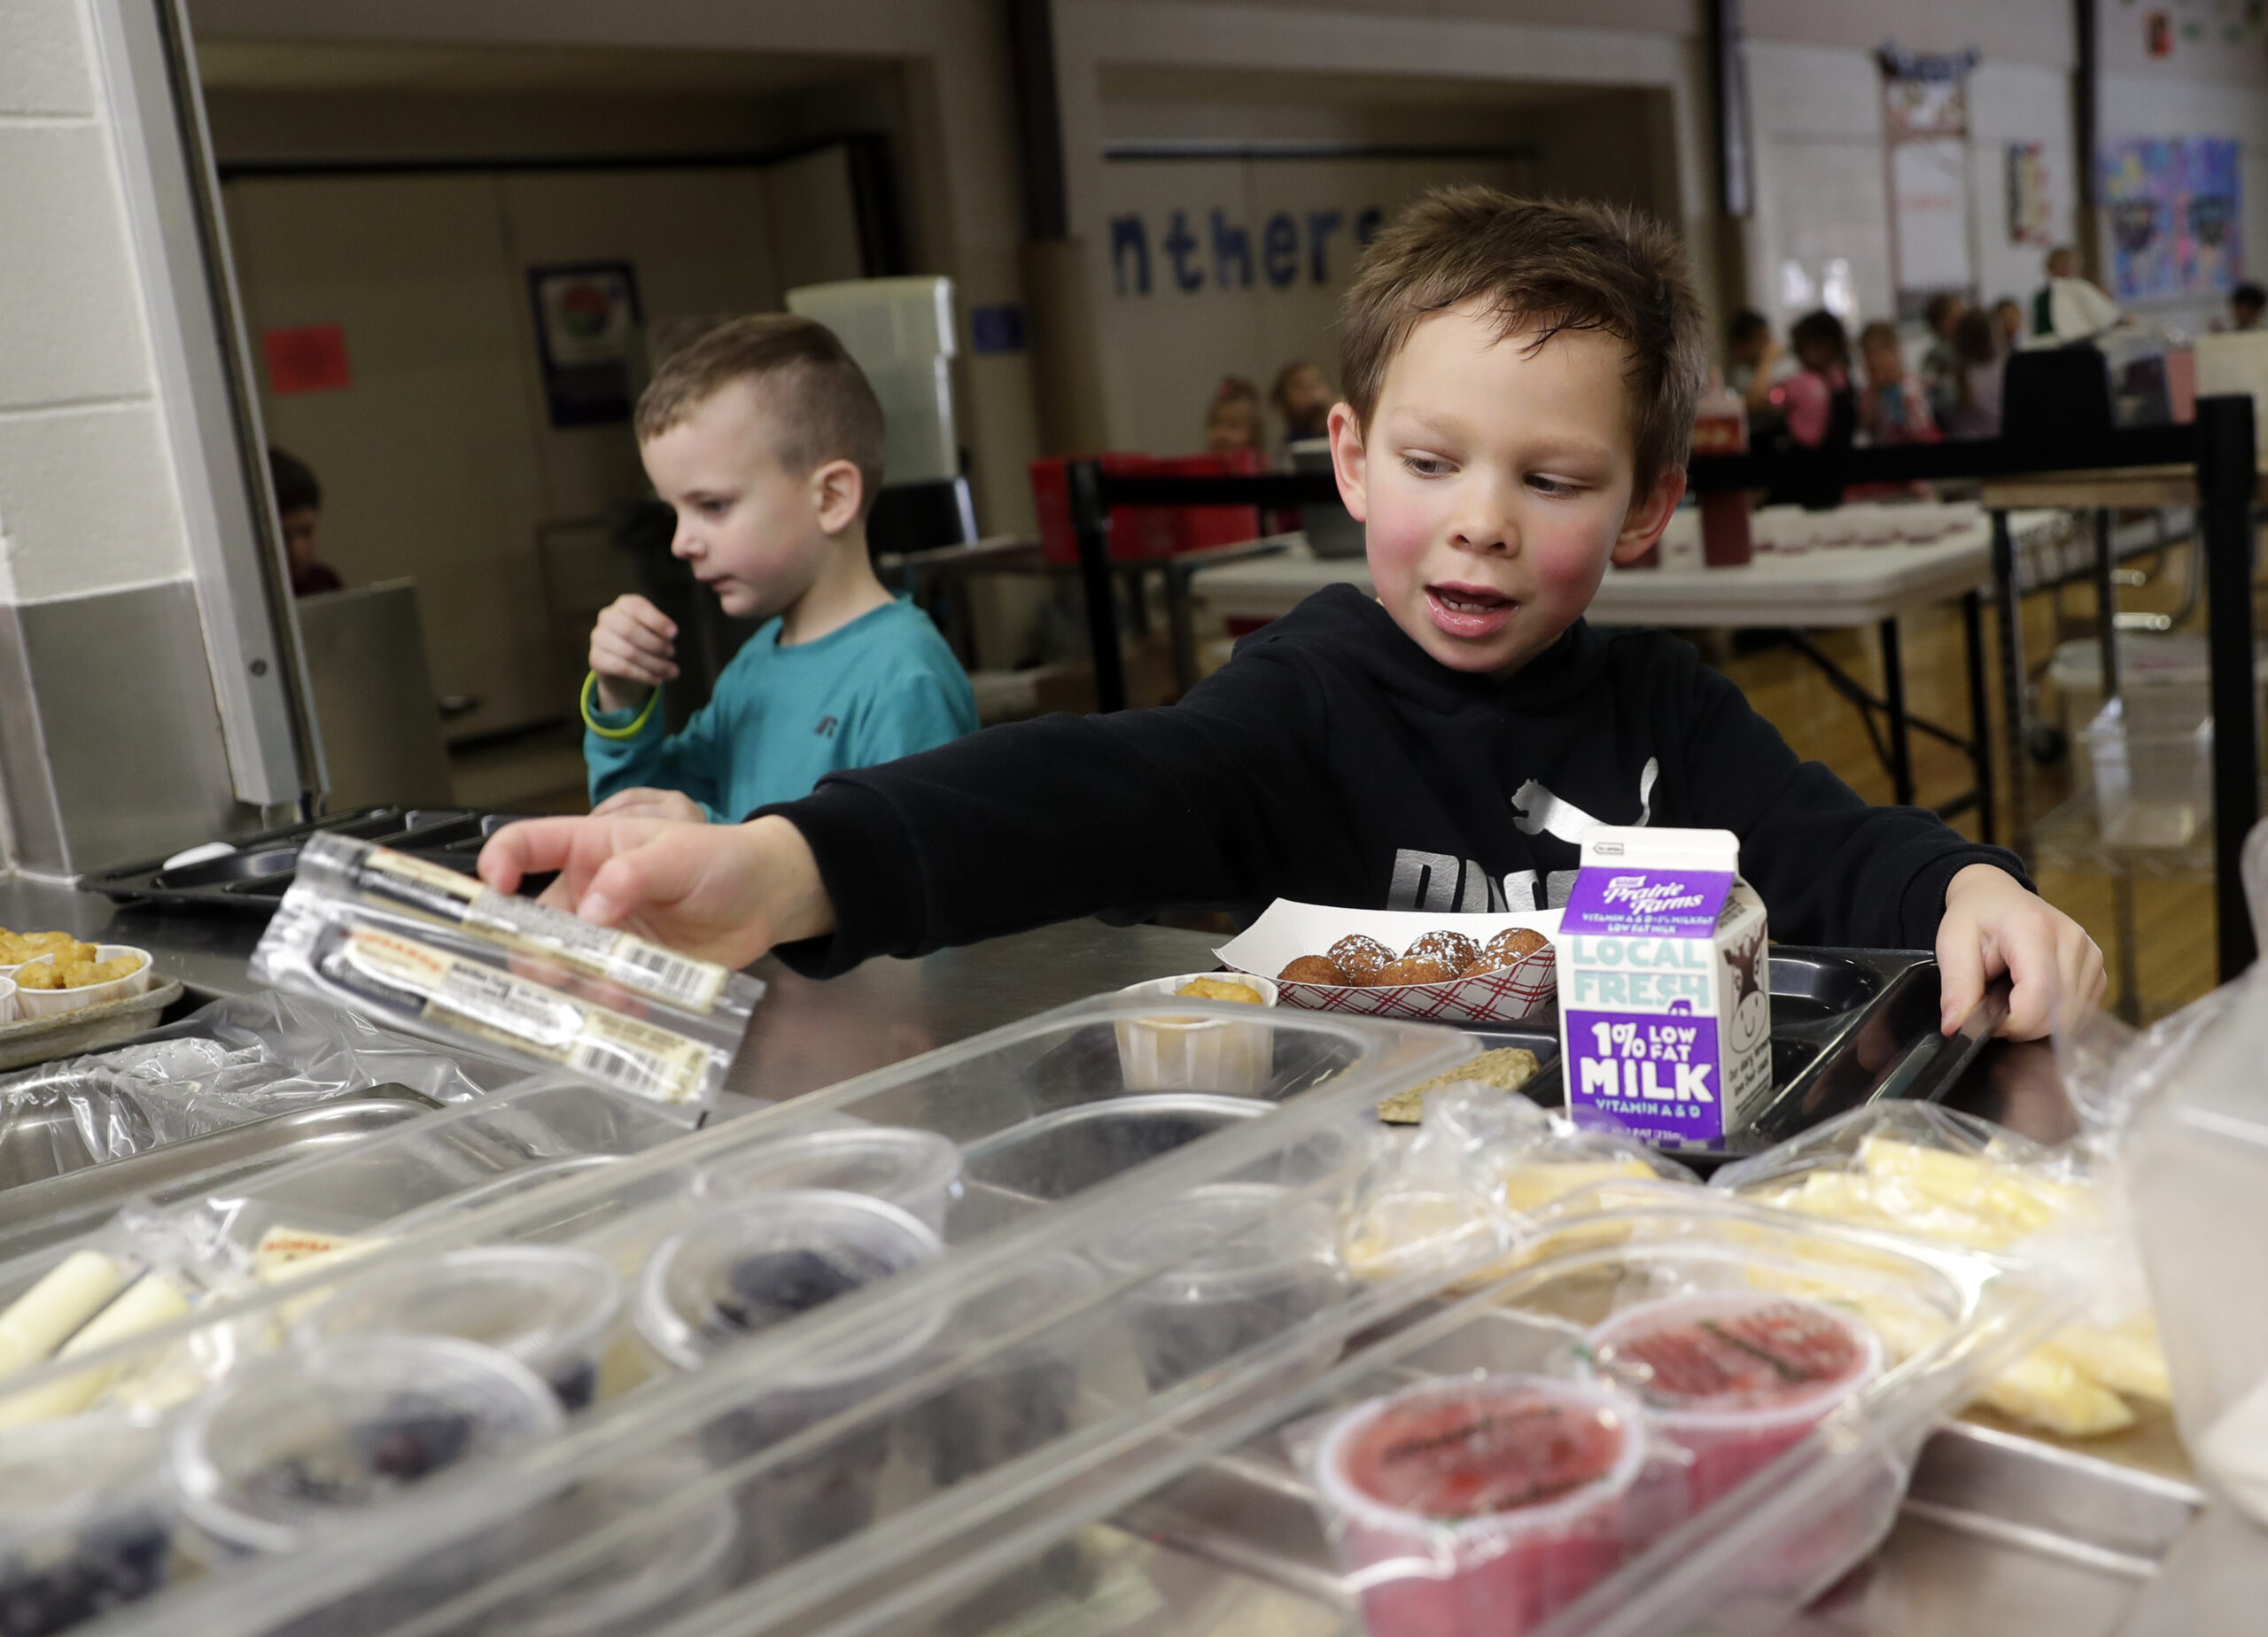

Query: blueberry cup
[[172, 1335, 562, 1587], [633, 1190, 944, 1574], [292, 1246, 625, 1412], [895, 1253, 1103, 1489], [962, 1094, 1266, 1203], [0, 1416, 172, 1637], [1095, 1183, 1349, 1391], [691, 1128, 962, 1236]]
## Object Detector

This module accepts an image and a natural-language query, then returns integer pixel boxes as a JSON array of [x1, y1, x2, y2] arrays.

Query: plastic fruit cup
[[1094, 1182, 1347, 1391], [963, 1094, 1264, 1203], [12, 947, 153, 1019], [0, 1416, 173, 1633], [172, 1335, 563, 1559], [292, 1246, 625, 1412], [483, 1452, 738, 1637], [633, 1190, 944, 1573], [1586, 1292, 1882, 1511], [1313, 1374, 1648, 1637], [692, 1127, 962, 1235], [1114, 974, 1278, 1093]]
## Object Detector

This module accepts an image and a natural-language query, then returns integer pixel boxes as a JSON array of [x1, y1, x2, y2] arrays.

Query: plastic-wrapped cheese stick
[[0, 1250, 129, 1376], [295, 832, 740, 1015], [0, 1275, 191, 1428]]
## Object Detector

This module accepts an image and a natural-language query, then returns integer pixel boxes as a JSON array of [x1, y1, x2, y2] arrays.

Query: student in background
[[2224, 283, 2265, 333], [268, 447, 342, 597], [1725, 308, 1783, 415], [1946, 309, 2006, 440], [583, 315, 976, 823], [1857, 321, 1940, 446], [1991, 297, 2026, 353], [1917, 293, 1967, 430], [1205, 376, 1262, 457], [1270, 360, 1335, 450], [2031, 246, 2121, 342], [1782, 310, 1856, 452]]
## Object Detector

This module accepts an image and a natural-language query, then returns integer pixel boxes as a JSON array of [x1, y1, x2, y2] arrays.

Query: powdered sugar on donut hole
[[1216, 900, 1563, 1023]]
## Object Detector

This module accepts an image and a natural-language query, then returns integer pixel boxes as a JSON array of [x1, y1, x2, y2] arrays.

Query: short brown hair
[[1340, 189, 1705, 495], [635, 314, 886, 511]]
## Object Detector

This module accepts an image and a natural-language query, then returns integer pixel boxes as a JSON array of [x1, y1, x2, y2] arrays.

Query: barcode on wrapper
[[613, 940, 726, 1012]]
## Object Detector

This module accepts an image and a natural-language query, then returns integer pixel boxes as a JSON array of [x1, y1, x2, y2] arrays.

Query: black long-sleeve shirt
[[764, 586, 2022, 977]]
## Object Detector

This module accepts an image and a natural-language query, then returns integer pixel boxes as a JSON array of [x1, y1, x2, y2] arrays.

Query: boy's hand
[[478, 815, 833, 968], [1936, 864, 2105, 1041], [588, 594, 679, 712], [590, 787, 707, 825]]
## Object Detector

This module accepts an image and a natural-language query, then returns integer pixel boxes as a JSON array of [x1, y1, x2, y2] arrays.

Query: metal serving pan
[[83, 807, 541, 913], [0, 1083, 440, 1260]]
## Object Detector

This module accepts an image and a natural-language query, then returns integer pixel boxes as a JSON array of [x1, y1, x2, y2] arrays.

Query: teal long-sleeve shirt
[[584, 596, 977, 820]]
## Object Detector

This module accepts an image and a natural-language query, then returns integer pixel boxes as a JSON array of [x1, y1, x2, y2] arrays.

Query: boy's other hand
[[1936, 863, 2105, 1041], [591, 787, 708, 825], [589, 594, 680, 711], [477, 814, 832, 968]]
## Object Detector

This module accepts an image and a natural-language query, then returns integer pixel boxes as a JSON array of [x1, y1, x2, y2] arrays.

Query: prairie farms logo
[[1599, 873, 1708, 917]]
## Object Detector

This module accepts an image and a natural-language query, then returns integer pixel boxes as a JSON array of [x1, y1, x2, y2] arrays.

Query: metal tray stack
[[85, 807, 535, 912]]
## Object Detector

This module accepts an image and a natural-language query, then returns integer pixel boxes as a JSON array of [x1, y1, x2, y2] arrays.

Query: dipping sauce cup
[[1313, 1374, 1648, 1637], [292, 1245, 625, 1412]]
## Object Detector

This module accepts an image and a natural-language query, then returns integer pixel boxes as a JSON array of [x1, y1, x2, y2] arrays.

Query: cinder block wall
[[0, 0, 240, 878]]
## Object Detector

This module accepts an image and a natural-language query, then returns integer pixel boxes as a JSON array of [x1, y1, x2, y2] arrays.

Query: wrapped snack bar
[[251, 836, 764, 1112]]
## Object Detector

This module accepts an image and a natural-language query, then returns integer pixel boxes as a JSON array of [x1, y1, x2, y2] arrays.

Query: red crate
[[1030, 450, 1262, 564]]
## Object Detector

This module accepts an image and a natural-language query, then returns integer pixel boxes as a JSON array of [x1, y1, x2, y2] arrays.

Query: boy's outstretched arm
[[1936, 863, 2105, 1041], [478, 815, 832, 968]]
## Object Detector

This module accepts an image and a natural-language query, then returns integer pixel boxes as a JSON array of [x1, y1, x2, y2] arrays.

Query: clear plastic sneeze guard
[[0, 995, 1470, 1637], [249, 834, 765, 1112]]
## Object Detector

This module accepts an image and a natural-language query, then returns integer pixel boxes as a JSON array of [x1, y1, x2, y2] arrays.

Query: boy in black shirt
[[482, 190, 2102, 1041]]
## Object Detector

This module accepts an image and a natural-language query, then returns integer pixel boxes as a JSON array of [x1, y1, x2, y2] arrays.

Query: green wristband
[[581, 671, 660, 741]]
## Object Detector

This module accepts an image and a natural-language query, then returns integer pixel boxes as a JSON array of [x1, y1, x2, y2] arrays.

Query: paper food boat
[[1214, 900, 1561, 1024]]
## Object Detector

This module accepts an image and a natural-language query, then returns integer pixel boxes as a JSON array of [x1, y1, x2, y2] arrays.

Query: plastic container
[[691, 1127, 961, 1234], [1813, 508, 1860, 548], [483, 1454, 737, 1637], [292, 1246, 625, 1412], [962, 1094, 1265, 1202], [1114, 974, 1279, 1095], [11, 947, 154, 1020], [172, 1335, 563, 1557], [1587, 1291, 1881, 1508], [1313, 1374, 1649, 1637], [1698, 492, 1752, 567], [0, 1416, 173, 1632], [2085, 694, 2214, 849], [1096, 1182, 1348, 1390]]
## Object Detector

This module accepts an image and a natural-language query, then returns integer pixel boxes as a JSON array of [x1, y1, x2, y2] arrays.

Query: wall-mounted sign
[[1107, 206, 1386, 297], [527, 261, 641, 427], [1879, 41, 1977, 314], [261, 323, 351, 395], [2006, 143, 2054, 246], [2101, 137, 2242, 301]]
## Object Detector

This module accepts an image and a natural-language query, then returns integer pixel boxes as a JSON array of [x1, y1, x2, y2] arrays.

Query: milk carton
[[1557, 826, 1771, 1149]]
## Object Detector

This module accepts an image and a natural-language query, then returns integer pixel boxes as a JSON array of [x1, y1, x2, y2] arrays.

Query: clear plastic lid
[[1587, 1292, 1882, 1429], [291, 1246, 623, 1401], [1094, 1182, 1341, 1301], [172, 1336, 563, 1555], [1312, 1373, 1649, 1541], [690, 1128, 961, 1230], [633, 1190, 944, 1374], [483, 1453, 737, 1637]]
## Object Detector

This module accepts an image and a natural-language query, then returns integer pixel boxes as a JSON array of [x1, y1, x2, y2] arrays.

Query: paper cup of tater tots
[[12, 945, 154, 1018], [1115, 974, 1278, 1095], [0, 978, 15, 1026]]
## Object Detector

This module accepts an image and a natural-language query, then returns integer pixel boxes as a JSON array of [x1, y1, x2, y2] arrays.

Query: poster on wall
[[2006, 143, 2054, 246], [527, 261, 642, 427], [1878, 43, 1977, 314], [2101, 137, 2241, 301]]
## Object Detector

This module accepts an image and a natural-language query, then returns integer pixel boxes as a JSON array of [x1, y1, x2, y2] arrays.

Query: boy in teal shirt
[[582, 315, 976, 820]]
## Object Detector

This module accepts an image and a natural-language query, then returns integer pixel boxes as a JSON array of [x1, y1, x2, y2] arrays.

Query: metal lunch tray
[[84, 806, 539, 912], [0, 1083, 441, 1261]]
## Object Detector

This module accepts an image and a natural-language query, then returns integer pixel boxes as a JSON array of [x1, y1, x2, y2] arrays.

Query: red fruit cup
[[1587, 1293, 1881, 1514], [1312, 1374, 1647, 1637]]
